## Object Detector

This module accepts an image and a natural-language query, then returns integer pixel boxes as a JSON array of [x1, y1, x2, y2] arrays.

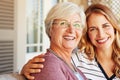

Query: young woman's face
[[87, 13, 115, 50]]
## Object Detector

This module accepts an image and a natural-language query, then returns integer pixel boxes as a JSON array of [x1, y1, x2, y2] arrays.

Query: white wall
[[14, 0, 26, 72], [14, 0, 58, 73]]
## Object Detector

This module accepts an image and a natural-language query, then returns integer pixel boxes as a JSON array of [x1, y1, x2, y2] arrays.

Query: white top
[[71, 51, 120, 80], [74, 72, 84, 80]]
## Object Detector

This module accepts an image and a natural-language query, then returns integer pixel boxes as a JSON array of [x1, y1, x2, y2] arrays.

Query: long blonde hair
[[79, 3, 120, 77]]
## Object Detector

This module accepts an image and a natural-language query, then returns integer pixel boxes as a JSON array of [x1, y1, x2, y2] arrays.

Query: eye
[[88, 27, 97, 32], [59, 21, 67, 26], [73, 23, 81, 28], [103, 24, 111, 28]]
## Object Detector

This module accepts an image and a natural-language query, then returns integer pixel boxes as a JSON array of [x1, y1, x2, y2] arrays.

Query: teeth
[[64, 36, 75, 40], [97, 38, 108, 43]]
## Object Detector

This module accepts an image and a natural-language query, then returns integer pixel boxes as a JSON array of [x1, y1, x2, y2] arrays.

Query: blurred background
[[0, 0, 120, 74]]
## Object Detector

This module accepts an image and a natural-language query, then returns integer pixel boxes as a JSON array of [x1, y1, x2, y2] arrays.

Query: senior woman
[[28, 2, 87, 80]]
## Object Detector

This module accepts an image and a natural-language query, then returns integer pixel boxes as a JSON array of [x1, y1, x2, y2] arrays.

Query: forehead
[[87, 13, 109, 25], [54, 13, 81, 22]]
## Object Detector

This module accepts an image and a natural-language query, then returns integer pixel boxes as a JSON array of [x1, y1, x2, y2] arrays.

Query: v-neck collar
[[95, 58, 116, 80]]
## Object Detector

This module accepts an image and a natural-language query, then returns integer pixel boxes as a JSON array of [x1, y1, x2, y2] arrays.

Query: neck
[[49, 47, 75, 71], [95, 47, 115, 77], [96, 46, 113, 61], [50, 46, 72, 64]]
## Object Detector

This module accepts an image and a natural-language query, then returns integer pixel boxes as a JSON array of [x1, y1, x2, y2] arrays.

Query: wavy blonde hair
[[79, 3, 120, 77]]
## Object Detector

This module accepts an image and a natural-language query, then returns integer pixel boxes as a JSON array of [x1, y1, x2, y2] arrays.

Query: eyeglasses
[[52, 19, 82, 30]]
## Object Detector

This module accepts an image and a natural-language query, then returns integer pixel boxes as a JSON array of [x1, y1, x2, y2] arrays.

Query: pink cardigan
[[32, 50, 87, 80]]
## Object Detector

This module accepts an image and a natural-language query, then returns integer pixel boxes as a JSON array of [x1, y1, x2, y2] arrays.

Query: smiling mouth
[[64, 36, 75, 40], [96, 37, 109, 43]]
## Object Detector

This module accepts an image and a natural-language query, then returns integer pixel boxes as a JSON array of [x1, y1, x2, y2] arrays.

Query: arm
[[21, 54, 45, 80]]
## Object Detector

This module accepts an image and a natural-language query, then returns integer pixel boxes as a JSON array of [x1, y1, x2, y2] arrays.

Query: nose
[[97, 28, 105, 38], [67, 24, 75, 33]]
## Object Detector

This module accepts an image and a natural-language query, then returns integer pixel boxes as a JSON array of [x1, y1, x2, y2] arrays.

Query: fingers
[[21, 53, 45, 80], [36, 53, 45, 58], [29, 63, 44, 69], [32, 54, 45, 63], [23, 67, 41, 80], [27, 54, 45, 69], [28, 68, 41, 73], [24, 72, 35, 80], [21, 63, 42, 80], [32, 57, 45, 63]]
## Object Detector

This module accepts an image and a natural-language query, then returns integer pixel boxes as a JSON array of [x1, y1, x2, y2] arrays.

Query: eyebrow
[[102, 23, 110, 25], [74, 21, 81, 23], [88, 26, 96, 29], [54, 19, 67, 21], [88, 22, 111, 30]]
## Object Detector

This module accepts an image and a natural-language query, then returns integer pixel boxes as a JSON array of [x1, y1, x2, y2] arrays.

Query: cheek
[[77, 31, 82, 40], [108, 27, 115, 37], [50, 27, 61, 36], [109, 30, 115, 39], [88, 32, 97, 44], [51, 31, 60, 39], [52, 29, 64, 41], [88, 33, 95, 40], [50, 32, 61, 44]]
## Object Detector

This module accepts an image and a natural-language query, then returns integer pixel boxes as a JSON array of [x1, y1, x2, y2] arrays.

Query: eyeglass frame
[[52, 19, 83, 30]]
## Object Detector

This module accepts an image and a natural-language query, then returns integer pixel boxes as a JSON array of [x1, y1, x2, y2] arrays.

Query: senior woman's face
[[50, 13, 83, 51]]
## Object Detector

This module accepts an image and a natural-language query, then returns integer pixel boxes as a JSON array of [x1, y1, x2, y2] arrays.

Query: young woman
[[76, 3, 120, 80], [21, 3, 120, 80]]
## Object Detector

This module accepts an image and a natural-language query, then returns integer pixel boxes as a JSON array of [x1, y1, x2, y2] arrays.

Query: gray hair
[[45, 2, 86, 38]]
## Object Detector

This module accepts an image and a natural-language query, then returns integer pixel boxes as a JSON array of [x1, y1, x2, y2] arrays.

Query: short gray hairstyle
[[45, 2, 86, 38]]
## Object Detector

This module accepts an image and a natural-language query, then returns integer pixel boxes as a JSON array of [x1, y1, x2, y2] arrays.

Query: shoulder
[[71, 50, 97, 67], [32, 52, 67, 80], [43, 52, 62, 68]]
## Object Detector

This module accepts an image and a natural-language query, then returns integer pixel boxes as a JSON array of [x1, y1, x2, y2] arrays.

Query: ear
[[49, 26, 53, 37]]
